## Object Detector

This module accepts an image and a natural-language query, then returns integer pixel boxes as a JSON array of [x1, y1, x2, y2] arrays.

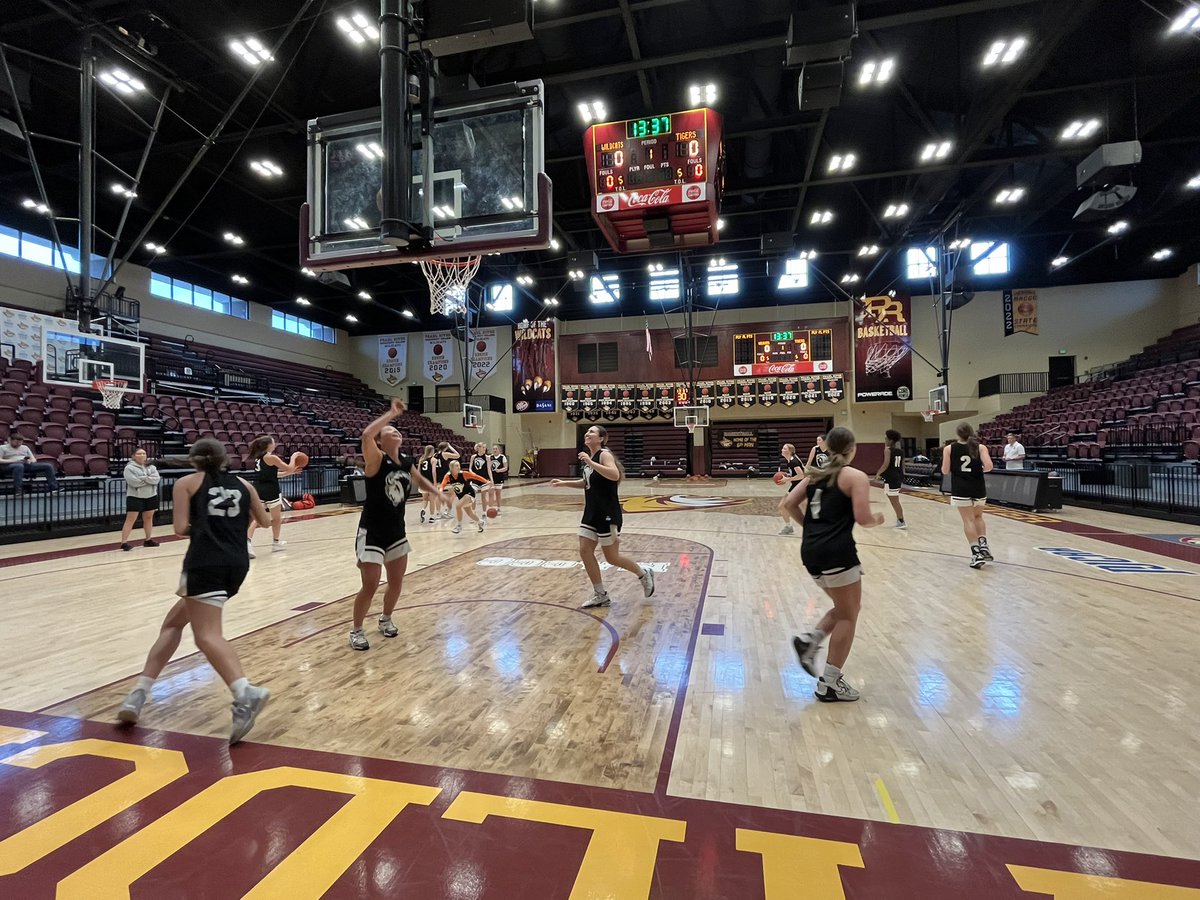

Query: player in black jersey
[[435, 441, 461, 521], [783, 427, 884, 702], [874, 429, 907, 529], [246, 435, 304, 557], [439, 459, 490, 534], [116, 439, 273, 743], [777, 443, 805, 535], [552, 424, 655, 608], [942, 421, 995, 569], [417, 445, 440, 524], [469, 442, 496, 514], [490, 444, 509, 516], [349, 399, 439, 651], [805, 434, 831, 470]]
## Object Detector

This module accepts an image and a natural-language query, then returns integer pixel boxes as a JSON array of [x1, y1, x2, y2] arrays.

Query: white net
[[864, 341, 911, 376], [93, 379, 127, 409], [420, 256, 482, 315]]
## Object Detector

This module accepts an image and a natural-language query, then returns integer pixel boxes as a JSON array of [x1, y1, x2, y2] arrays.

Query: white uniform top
[[1003, 441, 1026, 470]]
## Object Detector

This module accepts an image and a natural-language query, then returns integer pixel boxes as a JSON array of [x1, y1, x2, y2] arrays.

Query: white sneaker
[[272, 540, 287, 552], [895, 521, 908, 530], [582, 591, 611, 609], [815, 675, 860, 702], [779, 524, 794, 535], [117, 688, 147, 724], [230, 684, 270, 744], [452, 524, 462, 534], [378, 615, 398, 638], [349, 628, 369, 651], [639, 566, 655, 598], [247, 539, 256, 559]]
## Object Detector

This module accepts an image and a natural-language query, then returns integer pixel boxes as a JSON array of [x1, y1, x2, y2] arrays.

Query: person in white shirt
[[120, 448, 162, 551], [0, 434, 59, 493], [1002, 432, 1026, 470]]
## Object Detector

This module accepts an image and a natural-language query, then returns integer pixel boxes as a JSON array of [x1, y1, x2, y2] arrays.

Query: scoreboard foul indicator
[[733, 329, 834, 377]]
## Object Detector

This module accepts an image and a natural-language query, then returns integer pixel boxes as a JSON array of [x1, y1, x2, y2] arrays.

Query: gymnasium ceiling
[[1, 0, 1199, 336]]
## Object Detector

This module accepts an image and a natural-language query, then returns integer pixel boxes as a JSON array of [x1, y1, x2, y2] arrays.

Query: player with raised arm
[[246, 435, 304, 556]]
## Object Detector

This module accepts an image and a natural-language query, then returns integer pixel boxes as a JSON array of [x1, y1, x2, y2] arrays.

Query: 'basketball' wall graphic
[[854, 293, 914, 403]]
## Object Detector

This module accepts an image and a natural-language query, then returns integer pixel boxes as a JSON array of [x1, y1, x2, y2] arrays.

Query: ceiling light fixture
[[516, 274, 535, 286], [110, 182, 137, 199], [1106, 220, 1129, 235], [345, 314, 358, 323], [1186, 173, 1200, 190], [301, 267, 317, 278], [97, 68, 146, 95], [1060, 118, 1101, 141], [296, 296, 310, 306], [994, 186, 1026, 205], [857, 245, 880, 257], [249, 159, 283, 178], [550, 237, 561, 250], [708, 257, 728, 268], [882, 202, 909, 219], [21, 198, 51, 215], [1051, 256, 1069, 268], [229, 37, 273, 67], [840, 273, 861, 284], [1167, 4, 1200, 34], [982, 36, 1028, 68], [798, 249, 819, 260], [144, 241, 166, 254], [401, 309, 416, 319], [543, 297, 560, 307], [231, 274, 249, 285], [949, 238, 973, 250], [1152, 248, 1174, 261], [355, 142, 384, 161], [568, 269, 586, 281], [688, 83, 718, 105], [222, 231, 244, 246], [828, 152, 857, 173], [577, 100, 607, 123], [809, 210, 834, 226], [357, 290, 372, 301], [857, 57, 895, 87], [919, 141, 953, 162], [336, 11, 380, 45], [716, 218, 726, 231]]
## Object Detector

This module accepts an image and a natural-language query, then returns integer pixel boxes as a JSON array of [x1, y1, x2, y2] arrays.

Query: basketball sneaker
[[349, 628, 370, 651], [895, 521, 907, 530], [477, 520, 485, 533], [117, 688, 147, 724], [582, 590, 611, 609], [639, 566, 655, 598], [144, 539, 160, 547], [977, 538, 994, 561], [452, 524, 462, 534], [969, 548, 986, 569], [378, 615, 398, 638], [272, 540, 287, 552], [247, 539, 256, 559], [792, 635, 820, 677], [419, 509, 426, 524], [778, 524, 794, 535], [229, 685, 270, 745], [121, 542, 133, 551], [815, 675, 860, 702]]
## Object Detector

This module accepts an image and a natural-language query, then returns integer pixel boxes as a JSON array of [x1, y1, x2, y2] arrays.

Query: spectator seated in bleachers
[[0, 434, 60, 493]]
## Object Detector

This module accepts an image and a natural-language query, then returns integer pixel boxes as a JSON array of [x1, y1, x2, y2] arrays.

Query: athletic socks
[[803, 627, 827, 646], [230, 677, 250, 699], [134, 675, 155, 696], [821, 663, 842, 685]]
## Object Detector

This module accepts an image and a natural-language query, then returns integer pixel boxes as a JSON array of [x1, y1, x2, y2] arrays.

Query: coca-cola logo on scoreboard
[[626, 189, 673, 208], [767, 364, 796, 375], [600, 196, 616, 211], [685, 185, 702, 201]]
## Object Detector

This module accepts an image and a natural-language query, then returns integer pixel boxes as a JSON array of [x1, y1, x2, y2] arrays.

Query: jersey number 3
[[207, 486, 242, 517]]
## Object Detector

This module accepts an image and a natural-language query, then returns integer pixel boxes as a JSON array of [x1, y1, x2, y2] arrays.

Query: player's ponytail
[[806, 426, 856, 487], [249, 435, 274, 461], [189, 437, 227, 476], [956, 422, 980, 459], [592, 425, 625, 481]]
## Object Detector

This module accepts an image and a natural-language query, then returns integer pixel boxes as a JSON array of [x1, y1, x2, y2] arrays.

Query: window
[[906, 246, 938, 279], [674, 335, 718, 368], [577, 341, 618, 374], [150, 271, 250, 320], [776, 257, 809, 290], [486, 283, 514, 312], [589, 274, 620, 305], [706, 263, 740, 296], [971, 241, 1010, 276], [271, 310, 336, 343], [0, 225, 18, 258], [649, 268, 681, 302], [0, 222, 109, 278]]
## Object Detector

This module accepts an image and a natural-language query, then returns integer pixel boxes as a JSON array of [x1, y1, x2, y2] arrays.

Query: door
[[1048, 355, 1075, 389], [407, 384, 424, 413]]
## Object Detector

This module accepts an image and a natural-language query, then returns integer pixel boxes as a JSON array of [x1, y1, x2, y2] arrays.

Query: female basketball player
[[120, 448, 162, 550], [417, 445, 439, 524], [436, 441, 461, 519], [349, 399, 439, 651], [439, 459, 490, 533], [875, 429, 907, 529], [551, 424, 655, 608], [805, 433, 831, 470], [784, 426, 884, 702], [468, 441, 496, 513], [777, 443, 804, 535], [247, 435, 304, 557], [942, 422, 995, 569], [116, 439, 272, 743], [489, 443, 509, 516]]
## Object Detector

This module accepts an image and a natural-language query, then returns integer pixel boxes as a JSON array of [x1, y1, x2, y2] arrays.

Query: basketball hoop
[[92, 378, 128, 410], [420, 256, 482, 315], [921, 409, 940, 423]]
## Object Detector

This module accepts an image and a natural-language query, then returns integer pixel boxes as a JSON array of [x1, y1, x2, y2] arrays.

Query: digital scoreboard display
[[733, 329, 834, 377], [591, 108, 714, 210]]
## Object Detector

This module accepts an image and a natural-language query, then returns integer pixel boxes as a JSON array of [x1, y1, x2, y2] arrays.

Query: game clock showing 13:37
[[593, 109, 711, 193]]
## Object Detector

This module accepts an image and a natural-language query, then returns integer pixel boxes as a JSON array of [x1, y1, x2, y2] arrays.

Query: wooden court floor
[[2, 478, 1200, 897]]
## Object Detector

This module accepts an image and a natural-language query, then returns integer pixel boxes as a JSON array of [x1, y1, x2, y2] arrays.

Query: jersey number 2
[[207, 487, 242, 517], [959, 455, 973, 473]]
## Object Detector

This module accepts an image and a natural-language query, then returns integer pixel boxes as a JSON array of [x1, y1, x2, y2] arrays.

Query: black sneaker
[[969, 549, 986, 569], [977, 541, 994, 562], [121, 542, 133, 551], [144, 539, 160, 548], [792, 635, 820, 677]]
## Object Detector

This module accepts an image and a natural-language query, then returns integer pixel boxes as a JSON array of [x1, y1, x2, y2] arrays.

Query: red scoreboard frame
[[584, 108, 724, 254]]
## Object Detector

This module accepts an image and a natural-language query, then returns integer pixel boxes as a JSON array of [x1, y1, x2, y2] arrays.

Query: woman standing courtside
[[119, 448, 162, 550], [349, 400, 439, 651], [116, 439, 272, 744], [552, 424, 655, 608], [785, 427, 884, 702], [942, 422, 995, 569], [246, 435, 304, 557]]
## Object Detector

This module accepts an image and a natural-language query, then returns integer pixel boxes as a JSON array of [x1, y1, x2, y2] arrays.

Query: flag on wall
[[645, 323, 653, 361], [468, 327, 498, 382], [377, 335, 408, 386], [423, 330, 456, 384], [1003, 288, 1039, 336]]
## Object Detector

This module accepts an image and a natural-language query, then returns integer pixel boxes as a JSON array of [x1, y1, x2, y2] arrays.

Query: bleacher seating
[[979, 323, 1200, 462]]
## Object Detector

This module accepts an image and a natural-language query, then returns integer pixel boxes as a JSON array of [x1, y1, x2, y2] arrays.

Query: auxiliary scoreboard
[[733, 329, 834, 377], [584, 108, 724, 254]]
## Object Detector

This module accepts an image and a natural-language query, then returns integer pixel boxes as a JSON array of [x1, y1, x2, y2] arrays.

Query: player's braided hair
[[805, 426, 856, 487]]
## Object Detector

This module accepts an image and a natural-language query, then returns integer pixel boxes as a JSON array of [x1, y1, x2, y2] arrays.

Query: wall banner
[[1003, 288, 1039, 337], [822, 373, 845, 403], [780, 380, 799, 407], [423, 330, 456, 384], [854, 294, 914, 402], [716, 381, 736, 409], [513, 320, 557, 413], [758, 379, 778, 407], [468, 327, 498, 383], [696, 383, 716, 407], [377, 335, 408, 386], [618, 386, 638, 420], [637, 386, 656, 418], [718, 429, 758, 449], [561, 385, 580, 413], [599, 385, 619, 420], [656, 384, 675, 419], [801, 377, 823, 405], [737, 382, 756, 408]]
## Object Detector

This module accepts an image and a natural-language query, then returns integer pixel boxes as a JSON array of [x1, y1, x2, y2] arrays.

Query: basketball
[[387, 347, 398, 359], [773, 471, 786, 485], [486, 507, 498, 518], [433, 343, 444, 355], [476, 340, 487, 352], [292, 451, 309, 469]]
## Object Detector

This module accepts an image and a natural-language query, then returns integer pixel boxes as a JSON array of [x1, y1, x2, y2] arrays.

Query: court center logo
[[621, 495, 748, 513]]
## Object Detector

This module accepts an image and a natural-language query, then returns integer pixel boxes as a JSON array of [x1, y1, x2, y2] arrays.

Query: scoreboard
[[733, 329, 834, 377], [584, 108, 724, 253]]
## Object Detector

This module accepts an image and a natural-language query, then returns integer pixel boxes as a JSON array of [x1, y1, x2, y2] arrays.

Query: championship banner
[[737, 382, 756, 408], [696, 382, 716, 407], [758, 379, 778, 407], [618, 386, 638, 420], [656, 384, 675, 419], [561, 385, 580, 413], [801, 377, 822, 405], [513, 320, 557, 413], [822, 373, 845, 403], [580, 387, 598, 418], [1003, 288, 1039, 336], [637, 386, 656, 418], [377, 335, 408, 387], [780, 380, 799, 407], [854, 293, 914, 402], [468, 327, 498, 382], [598, 385, 619, 420], [716, 381, 736, 409], [423, 330, 456, 384]]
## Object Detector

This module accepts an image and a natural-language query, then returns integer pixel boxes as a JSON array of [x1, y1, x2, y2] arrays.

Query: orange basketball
[[486, 507, 498, 518], [773, 471, 787, 485], [292, 451, 309, 468]]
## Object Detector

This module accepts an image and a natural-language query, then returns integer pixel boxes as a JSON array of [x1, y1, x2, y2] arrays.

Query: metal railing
[[0, 465, 345, 544], [978, 372, 1050, 398], [1049, 460, 1200, 523]]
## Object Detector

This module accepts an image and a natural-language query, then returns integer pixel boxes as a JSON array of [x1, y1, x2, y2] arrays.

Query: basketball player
[[489, 443, 509, 515], [875, 429, 907, 529], [417, 445, 439, 524], [784, 427, 885, 702], [468, 441, 496, 513], [116, 439, 272, 743], [942, 422, 995, 569], [551, 424, 655, 608], [436, 441, 461, 519], [777, 443, 804, 535], [247, 435, 303, 557], [439, 459, 489, 533], [349, 399, 439, 651], [805, 433, 831, 470]]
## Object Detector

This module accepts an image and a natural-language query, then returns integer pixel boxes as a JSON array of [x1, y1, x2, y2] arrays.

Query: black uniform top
[[359, 452, 413, 538], [254, 454, 280, 499], [469, 454, 492, 481], [811, 445, 831, 469], [583, 449, 621, 519], [418, 456, 436, 484], [490, 453, 508, 483], [781, 455, 803, 484], [184, 472, 251, 571], [800, 473, 859, 574], [949, 441, 987, 498], [884, 443, 904, 484], [442, 469, 487, 498]]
